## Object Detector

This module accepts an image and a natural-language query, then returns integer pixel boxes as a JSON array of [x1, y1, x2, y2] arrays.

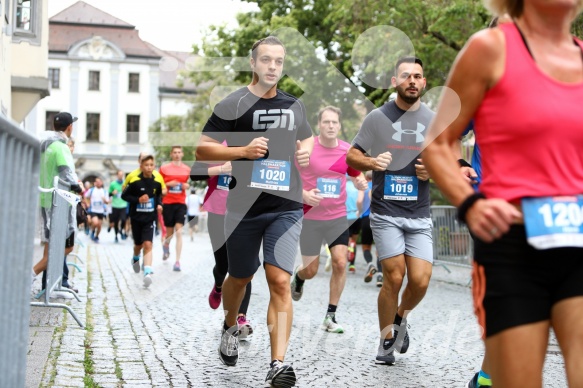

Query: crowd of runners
[[35, 0, 583, 386]]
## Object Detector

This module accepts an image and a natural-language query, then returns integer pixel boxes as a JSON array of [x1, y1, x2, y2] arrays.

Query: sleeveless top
[[475, 23, 583, 202]]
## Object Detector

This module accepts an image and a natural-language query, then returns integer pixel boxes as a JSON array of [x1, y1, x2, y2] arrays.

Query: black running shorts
[[131, 219, 155, 246], [109, 207, 127, 224], [348, 217, 362, 236], [360, 215, 374, 245], [162, 203, 187, 227], [473, 225, 583, 337]]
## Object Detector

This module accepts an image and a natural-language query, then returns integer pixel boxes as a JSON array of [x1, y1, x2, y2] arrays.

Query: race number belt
[[136, 198, 155, 212], [250, 160, 290, 191], [169, 183, 182, 194], [317, 177, 341, 198], [522, 195, 583, 249], [383, 175, 418, 201], [217, 175, 232, 191]]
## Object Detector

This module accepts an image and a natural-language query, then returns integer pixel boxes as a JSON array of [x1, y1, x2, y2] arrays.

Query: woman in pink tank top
[[424, 0, 583, 387]]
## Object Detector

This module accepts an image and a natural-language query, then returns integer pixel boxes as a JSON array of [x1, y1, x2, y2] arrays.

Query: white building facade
[[26, 1, 195, 182]]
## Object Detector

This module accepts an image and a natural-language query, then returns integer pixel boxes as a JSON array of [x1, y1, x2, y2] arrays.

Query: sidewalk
[[26, 230, 566, 387]]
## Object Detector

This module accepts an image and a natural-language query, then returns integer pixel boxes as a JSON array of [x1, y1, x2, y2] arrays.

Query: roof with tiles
[[49, 1, 161, 59]]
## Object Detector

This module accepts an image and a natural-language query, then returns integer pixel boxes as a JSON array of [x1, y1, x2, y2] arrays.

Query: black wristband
[[457, 192, 486, 223], [458, 159, 472, 168]]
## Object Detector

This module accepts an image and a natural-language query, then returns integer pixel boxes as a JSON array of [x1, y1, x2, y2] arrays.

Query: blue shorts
[[224, 209, 303, 278]]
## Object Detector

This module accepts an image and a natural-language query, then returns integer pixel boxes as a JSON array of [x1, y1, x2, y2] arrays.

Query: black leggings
[[208, 212, 252, 315]]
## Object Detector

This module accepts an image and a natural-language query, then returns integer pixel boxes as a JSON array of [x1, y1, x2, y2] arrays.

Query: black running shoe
[[265, 361, 296, 387], [394, 324, 410, 354], [218, 325, 239, 367]]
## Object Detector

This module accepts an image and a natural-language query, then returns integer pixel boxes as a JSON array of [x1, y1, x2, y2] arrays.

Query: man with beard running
[[347, 56, 434, 366]]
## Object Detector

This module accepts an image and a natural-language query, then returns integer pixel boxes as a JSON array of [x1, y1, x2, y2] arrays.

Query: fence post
[[430, 205, 473, 270], [0, 116, 41, 388]]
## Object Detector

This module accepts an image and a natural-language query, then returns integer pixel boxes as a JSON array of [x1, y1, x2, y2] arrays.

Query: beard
[[395, 85, 421, 105]]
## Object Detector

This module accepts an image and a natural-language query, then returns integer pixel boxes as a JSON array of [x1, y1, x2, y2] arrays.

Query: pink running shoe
[[237, 315, 253, 340], [208, 285, 222, 309]]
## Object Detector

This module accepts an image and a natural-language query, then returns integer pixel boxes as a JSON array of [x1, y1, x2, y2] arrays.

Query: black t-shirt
[[352, 100, 435, 218], [202, 87, 313, 216]]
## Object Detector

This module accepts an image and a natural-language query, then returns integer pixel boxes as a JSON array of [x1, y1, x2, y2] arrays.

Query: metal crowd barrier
[[430, 205, 473, 271], [0, 116, 41, 388], [31, 176, 84, 328]]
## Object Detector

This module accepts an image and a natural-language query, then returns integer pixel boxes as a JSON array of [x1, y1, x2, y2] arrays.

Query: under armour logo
[[252, 109, 295, 131], [392, 122, 426, 143]]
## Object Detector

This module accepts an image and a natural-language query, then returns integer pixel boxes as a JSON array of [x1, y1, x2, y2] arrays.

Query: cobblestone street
[[28, 230, 567, 387]]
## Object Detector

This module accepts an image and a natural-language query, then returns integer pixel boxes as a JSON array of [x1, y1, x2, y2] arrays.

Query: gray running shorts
[[370, 212, 433, 263], [224, 209, 303, 278]]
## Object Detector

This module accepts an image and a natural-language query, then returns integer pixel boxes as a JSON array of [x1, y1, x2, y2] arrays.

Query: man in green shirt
[[108, 170, 128, 242], [33, 112, 82, 289]]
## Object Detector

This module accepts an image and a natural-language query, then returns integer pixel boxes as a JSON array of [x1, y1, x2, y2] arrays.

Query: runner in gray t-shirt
[[347, 56, 435, 366]]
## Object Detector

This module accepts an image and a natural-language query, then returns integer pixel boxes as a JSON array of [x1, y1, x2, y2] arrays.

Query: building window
[[86, 113, 100, 142], [12, 0, 42, 45], [129, 73, 140, 92], [126, 115, 140, 143], [48, 68, 60, 89], [45, 111, 58, 131], [88, 71, 100, 91]]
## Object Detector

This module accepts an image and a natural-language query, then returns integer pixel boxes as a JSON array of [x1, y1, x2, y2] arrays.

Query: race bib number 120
[[522, 195, 583, 249]]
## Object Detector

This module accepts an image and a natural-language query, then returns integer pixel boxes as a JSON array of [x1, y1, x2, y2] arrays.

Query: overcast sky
[[48, 0, 260, 52]]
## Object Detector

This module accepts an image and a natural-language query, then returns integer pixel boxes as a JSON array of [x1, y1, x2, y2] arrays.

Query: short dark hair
[[141, 155, 154, 163], [251, 36, 286, 61], [317, 106, 342, 123], [395, 56, 423, 76], [171, 145, 182, 151]]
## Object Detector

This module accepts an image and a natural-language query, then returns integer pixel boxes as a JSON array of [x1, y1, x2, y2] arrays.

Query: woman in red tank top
[[424, 0, 583, 387]]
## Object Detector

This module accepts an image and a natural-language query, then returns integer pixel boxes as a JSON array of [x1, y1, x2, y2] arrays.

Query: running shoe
[[466, 372, 492, 388], [394, 323, 410, 354], [375, 338, 396, 365], [143, 274, 152, 288], [219, 325, 239, 366], [162, 245, 170, 261], [132, 256, 140, 273], [348, 264, 355, 273], [264, 360, 296, 388], [364, 262, 377, 283], [324, 255, 332, 272], [237, 315, 254, 340], [324, 245, 332, 272], [173, 261, 181, 272], [209, 285, 222, 309], [290, 267, 304, 301], [114, 236, 119, 243], [376, 273, 383, 287], [321, 315, 344, 333]]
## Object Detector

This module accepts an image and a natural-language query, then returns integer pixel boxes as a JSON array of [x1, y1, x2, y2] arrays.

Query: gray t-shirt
[[352, 100, 435, 218]]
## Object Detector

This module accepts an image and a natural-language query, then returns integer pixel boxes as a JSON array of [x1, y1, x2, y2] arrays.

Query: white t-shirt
[[85, 187, 109, 214], [187, 194, 201, 216]]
